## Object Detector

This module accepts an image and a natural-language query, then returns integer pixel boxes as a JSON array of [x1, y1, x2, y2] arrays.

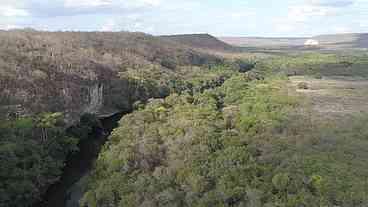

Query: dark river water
[[35, 112, 125, 207]]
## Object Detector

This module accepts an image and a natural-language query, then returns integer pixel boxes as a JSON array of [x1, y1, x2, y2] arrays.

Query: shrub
[[160, 56, 177, 69], [314, 74, 323, 79], [234, 59, 256, 73], [297, 82, 309, 89], [272, 173, 290, 191]]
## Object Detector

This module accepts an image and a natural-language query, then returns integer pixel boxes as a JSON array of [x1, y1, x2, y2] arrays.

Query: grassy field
[[283, 75, 368, 206], [289, 76, 368, 118]]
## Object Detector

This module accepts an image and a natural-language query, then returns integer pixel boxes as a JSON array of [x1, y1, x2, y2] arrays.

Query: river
[[36, 112, 126, 207]]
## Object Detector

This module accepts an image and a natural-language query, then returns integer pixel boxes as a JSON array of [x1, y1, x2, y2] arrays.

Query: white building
[[304, 39, 320, 46]]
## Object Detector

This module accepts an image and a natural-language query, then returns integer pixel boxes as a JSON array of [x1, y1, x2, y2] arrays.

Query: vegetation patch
[[0, 113, 78, 207], [81, 74, 305, 207]]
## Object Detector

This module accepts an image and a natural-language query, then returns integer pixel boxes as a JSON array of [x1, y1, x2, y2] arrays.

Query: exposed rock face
[[0, 65, 157, 124], [0, 66, 122, 123], [83, 83, 104, 114]]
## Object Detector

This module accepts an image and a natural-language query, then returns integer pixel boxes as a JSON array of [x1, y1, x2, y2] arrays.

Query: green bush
[[272, 173, 290, 191], [297, 82, 309, 89], [314, 73, 323, 79], [0, 113, 78, 207]]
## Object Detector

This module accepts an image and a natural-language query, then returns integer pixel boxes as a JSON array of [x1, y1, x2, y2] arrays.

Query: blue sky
[[0, 0, 367, 37]]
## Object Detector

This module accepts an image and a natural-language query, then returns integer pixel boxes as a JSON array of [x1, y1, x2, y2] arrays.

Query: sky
[[0, 0, 367, 37]]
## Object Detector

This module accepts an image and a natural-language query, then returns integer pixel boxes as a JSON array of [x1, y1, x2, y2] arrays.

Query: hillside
[[161, 34, 235, 51], [0, 30, 223, 124], [219, 36, 307, 47], [220, 33, 368, 50], [314, 33, 368, 49], [0, 30, 239, 207]]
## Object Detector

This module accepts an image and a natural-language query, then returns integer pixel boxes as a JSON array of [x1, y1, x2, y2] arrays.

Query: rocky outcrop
[[83, 83, 104, 114], [0, 68, 153, 124]]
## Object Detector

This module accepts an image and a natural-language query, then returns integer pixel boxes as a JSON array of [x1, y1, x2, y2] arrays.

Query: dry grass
[[289, 76, 368, 118]]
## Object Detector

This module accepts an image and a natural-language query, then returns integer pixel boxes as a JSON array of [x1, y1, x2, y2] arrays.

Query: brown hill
[[161, 34, 235, 51], [313, 33, 368, 49], [0, 30, 222, 123], [220, 33, 368, 50], [219, 36, 307, 47]]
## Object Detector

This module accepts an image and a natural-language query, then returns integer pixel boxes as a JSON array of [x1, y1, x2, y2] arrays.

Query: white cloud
[[275, 24, 295, 33], [140, 0, 161, 6], [64, 0, 162, 8], [271, 0, 351, 36], [133, 22, 142, 28], [331, 25, 352, 33], [100, 19, 118, 31], [0, 6, 29, 17], [64, 0, 113, 8], [288, 5, 336, 22], [0, 24, 23, 30], [285, 0, 352, 24], [64, 0, 161, 9], [308, 0, 354, 7], [359, 21, 368, 28], [0, 0, 364, 36], [230, 10, 257, 19]]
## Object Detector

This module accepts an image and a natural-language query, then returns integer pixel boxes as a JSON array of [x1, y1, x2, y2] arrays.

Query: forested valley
[[1, 30, 368, 207]]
